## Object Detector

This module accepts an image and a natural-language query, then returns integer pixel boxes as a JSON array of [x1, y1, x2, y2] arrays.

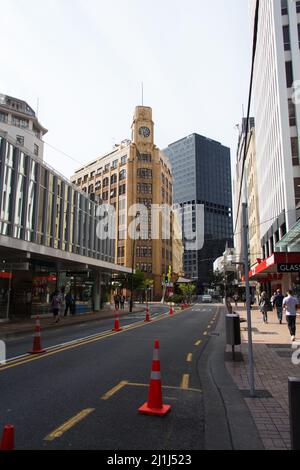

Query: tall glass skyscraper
[[164, 133, 233, 289]]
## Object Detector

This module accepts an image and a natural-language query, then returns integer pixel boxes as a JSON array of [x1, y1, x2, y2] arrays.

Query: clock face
[[139, 126, 151, 138]]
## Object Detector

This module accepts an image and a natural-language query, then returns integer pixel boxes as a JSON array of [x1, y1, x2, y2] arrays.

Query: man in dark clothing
[[273, 289, 285, 324]]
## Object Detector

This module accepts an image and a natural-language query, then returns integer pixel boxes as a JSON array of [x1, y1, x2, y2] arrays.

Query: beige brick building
[[71, 106, 183, 299]]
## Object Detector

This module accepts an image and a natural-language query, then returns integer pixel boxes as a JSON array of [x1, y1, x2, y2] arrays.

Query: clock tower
[[131, 106, 154, 148]]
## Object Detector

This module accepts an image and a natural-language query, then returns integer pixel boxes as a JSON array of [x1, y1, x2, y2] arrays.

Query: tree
[[178, 283, 196, 302]]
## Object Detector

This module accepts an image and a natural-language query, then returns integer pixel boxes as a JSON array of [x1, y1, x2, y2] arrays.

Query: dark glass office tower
[[164, 134, 233, 290]]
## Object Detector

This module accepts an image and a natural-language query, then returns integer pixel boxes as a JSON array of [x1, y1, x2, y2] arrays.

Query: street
[[0, 304, 220, 450]]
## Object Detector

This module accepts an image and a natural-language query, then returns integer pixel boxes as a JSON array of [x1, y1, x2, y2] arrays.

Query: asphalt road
[[3, 304, 169, 360], [0, 304, 220, 450]]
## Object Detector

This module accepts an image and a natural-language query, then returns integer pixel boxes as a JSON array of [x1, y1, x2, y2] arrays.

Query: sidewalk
[[226, 305, 300, 450], [0, 305, 146, 339]]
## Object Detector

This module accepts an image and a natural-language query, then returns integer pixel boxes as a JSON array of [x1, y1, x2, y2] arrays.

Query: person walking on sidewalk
[[51, 291, 61, 323], [273, 289, 285, 324], [283, 290, 298, 342], [120, 294, 125, 310], [259, 291, 269, 324]]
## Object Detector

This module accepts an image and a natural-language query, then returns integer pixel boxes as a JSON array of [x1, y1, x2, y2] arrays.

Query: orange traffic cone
[[29, 315, 46, 354], [0, 425, 14, 451], [145, 306, 151, 323], [112, 314, 123, 332], [138, 340, 171, 416]]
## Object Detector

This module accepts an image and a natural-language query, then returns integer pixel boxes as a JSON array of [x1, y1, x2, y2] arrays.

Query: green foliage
[[178, 283, 196, 298], [168, 294, 184, 304]]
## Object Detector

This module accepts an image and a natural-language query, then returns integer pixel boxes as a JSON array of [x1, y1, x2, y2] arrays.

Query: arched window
[[103, 177, 109, 188], [111, 173, 118, 184]]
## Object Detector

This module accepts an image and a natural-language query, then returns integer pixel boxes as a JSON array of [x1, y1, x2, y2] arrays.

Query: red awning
[[250, 253, 300, 279]]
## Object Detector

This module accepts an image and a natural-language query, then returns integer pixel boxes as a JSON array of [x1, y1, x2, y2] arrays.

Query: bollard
[[288, 377, 300, 450]]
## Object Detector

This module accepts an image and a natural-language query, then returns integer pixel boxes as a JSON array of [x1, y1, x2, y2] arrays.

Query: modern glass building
[[0, 132, 130, 320], [164, 133, 233, 289]]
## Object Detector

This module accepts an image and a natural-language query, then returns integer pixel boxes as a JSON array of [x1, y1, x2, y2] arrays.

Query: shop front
[[0, 264, 109, 320], [249, 253, 300, 298]]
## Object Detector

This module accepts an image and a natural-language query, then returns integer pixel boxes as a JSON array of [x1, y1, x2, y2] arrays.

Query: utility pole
[[242, 203, 255, 397]]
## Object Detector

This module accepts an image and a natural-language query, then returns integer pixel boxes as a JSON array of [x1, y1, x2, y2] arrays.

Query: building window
[[119, 169, 126, 181], [283, 25, 291, 51], [90, 171, 95, 179], [16, 135, 24, 146], [34, 144, 39, 156], [112, 159, 118, 169], [294, 178, 300, 206], [298, 24, 300, 48], [103, 177, 109, 188], [121, 155, 127, 165], [119, 184, 126, 196], [291, 137, 299, 165], [137, 183, 152, 194], [137, 168, 152, 179], [138, 153, 152, 162], [104, 164, 110, 173], [111, 173, 118, 185], [88, 184, 94, 194], [110, 188, 117, 198], [296, 1, 300, 13], [281, 0, 288, 15], [285, 61, 294, 88], [117, 246, 125, 258], [12, 116, 29, 128], [288, 99, 297, 126], [0, 112, 8, 123], [102, 191, 108, 201]]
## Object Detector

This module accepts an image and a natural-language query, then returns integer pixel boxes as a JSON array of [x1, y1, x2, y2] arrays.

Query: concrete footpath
[[0, 305, 147, 339], [226, 305, 300, 450]]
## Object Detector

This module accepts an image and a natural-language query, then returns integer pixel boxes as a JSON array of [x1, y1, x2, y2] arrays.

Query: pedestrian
[[283, 290, 298, 342], [120, 294, 125, 310], [259, 291, 269, 324], [273, 289, 285, 324], [51, 291, 61, 323], [233, 293, 239, 307], [64, 291, 74, 317], [114, 294, 120, 310]]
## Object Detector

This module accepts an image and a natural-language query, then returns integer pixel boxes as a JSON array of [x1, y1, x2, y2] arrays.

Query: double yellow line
[[0, 307, 192, 373]]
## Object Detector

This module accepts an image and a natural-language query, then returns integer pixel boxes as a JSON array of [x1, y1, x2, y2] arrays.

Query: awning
[[176, 277, 193, 284], [275, 219, 300, 252], [249, 253, 300, 279]]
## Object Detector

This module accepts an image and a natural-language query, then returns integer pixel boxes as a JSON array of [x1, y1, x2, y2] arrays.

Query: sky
[[1, 0, 252, 179]]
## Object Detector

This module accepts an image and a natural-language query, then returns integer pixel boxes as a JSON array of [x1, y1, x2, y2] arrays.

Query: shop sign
[[5, 263, 29, 271], [0, 272, 13, 279], [278, 264, 300, 273]]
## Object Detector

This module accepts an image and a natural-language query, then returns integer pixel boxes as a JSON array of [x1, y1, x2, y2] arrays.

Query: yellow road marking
[[194, 340, 202, 346], [180, 374, 190, 390], [44, 408, 95, 442], [126, 382, 201, 393], [186, 353, 193, 362], [101, 381, 128, 400], [203, 331, 208, 336], [0, 310, 175, 373]]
